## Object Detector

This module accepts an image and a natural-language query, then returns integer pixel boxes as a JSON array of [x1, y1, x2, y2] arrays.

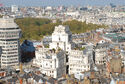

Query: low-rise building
[[33, 48, 66, 78], [68, 50, 91, 74], [110, 57, 122, 73], [95, 43, 108, 65]]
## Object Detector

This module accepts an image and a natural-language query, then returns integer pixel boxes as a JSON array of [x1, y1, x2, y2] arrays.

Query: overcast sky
[[1, 0, 125, 6]]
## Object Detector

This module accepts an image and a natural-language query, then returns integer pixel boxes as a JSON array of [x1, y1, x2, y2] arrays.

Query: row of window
[[44, 71, 54, 77], [2, 55, 18, 58], [0, 41, 18, 45], [0, 28, 19, 30], [69, 60, 84, 63], [70, 52, 83, 55], [2, 61, 18, 64], [0, 39, 18, 41], [0, 31, 19, 34], [2, 58, 18, 61], [2, 45, 18, 48], [0, 35, 18, 38], [70, 68, 89, 72], [70, 65, 89, 68], [2, 48, 18, 51], [96, 61, 105, 64], [70, 55, 83, 58], [2, 52, 18, 54]]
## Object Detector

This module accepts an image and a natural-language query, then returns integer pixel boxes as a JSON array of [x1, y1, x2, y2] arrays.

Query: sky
[[1, 0, 125, 7]]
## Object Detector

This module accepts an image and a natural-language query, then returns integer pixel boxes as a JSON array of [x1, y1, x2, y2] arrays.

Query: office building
[[0, 16, 21, 67]]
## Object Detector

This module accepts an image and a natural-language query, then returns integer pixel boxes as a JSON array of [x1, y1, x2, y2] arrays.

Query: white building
[[33, 48, 66, 78], [49, 25, 74, 52], [34, 25, 73, 78], [34, 25, 92, 78], [11, 5, 18, 13], [65, 11, 80, 17], [95, 44, 107, 65], [68, 50, 91, 75], [0, 16, 21, 67], [46, 6, 52, 10]]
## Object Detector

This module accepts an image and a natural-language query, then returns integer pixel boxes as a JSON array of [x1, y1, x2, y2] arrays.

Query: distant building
[[65, 11, 80, 17], [46, 6, 52, 10], [68, 50, 90, 74], [0, 16, 21, 68], [11, 5, 18, 13]]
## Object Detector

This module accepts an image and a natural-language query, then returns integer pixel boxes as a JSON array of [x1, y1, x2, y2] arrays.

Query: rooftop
[[0, 16, 18, 28]]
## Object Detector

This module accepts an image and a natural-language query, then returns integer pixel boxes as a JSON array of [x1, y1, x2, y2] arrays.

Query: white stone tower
[[0, 16, 21, 68], [49, 25, 73, 51]]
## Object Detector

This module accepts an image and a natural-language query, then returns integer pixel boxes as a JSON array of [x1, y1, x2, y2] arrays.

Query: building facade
[[0, 16, 21, 67], [33, 48, 66, 78], [11, 5, 18, 13], [49, 25, 73, 52], [34, 25, 92, 78], [95, 44, 107, 65], [68, 50, 90, 74]]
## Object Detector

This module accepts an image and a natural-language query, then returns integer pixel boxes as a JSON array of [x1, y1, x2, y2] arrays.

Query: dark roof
[[7, 76, 18, 82]]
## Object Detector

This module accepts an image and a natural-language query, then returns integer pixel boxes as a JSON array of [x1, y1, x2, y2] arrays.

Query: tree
[[15, 18, 107, 43]]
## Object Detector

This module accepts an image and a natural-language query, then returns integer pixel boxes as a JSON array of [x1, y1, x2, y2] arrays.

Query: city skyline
[[1, 0, 125, 7]]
